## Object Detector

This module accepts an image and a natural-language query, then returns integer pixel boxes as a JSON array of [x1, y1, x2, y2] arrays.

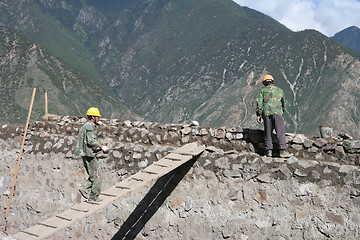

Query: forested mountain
[[332, 26, 360, 53], [0, 27, 139, 122], [0, 0, 359, 136]]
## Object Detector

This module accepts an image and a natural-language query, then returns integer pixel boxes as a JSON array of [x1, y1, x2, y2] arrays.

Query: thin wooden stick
[[3, 88, 37, 232], [45, 90, 48, 117]]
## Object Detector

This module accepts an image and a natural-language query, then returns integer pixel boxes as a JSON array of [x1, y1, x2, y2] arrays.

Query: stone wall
[[0, 116, 359, 239]]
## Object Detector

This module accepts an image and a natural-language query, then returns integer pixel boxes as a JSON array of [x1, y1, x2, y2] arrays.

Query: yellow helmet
[[86, 107, 101, 117], [263, 74, 274, 81]]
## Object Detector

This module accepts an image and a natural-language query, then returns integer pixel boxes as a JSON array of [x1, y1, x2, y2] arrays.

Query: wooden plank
[[163, 153, 189, 161], [38, 222, 57, 229], [124, 178, 148, 188], [141, 170, 158, 175], [20, 230, 40, 238], [100, 191, 118, 197], [56, 209, 86, 222], [101, 186, 130, 197], [153, 162, 172, 168], [13, 231, 39, 240], [143, 164, 174, 176], [155, 158, 178, 166], [20, 224, 53, 237], [158, 157, 192, 169], [174, 142, 205, 155], [115, 185, 131, 190], [144, 164, 172, 173], [131, 171, 158, 182], [39, 216, 70, 229], [131, 177, 145, 182]]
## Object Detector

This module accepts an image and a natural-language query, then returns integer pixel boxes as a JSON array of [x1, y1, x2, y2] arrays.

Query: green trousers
[[81, 156, 101, 200]]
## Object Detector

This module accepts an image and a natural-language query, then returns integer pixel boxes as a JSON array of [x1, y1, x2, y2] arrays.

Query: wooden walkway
[[13, 142, 205, 240]]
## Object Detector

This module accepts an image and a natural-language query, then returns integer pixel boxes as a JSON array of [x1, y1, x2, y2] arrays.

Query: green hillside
[[0, 0, 359, 136], [0, 27, 139, 123]]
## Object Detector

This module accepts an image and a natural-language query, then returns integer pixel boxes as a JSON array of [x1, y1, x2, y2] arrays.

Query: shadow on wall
[[111, 154, 201, 240], [243, 128, 282, 156]]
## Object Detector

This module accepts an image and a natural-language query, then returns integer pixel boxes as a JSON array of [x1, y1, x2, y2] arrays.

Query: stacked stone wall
[[0, 116, 359, 239]]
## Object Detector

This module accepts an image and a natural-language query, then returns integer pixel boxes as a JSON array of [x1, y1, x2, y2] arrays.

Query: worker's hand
[[101, 145, 109, 153], [256, 116, 262, 124]]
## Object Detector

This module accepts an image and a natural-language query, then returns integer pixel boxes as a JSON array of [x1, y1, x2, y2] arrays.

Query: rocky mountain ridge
[[0, 0, 359, 136], [332, 26, 360, 53]]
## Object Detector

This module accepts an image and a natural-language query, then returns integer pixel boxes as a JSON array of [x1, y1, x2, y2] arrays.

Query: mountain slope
[[0, 27, 139, 123], [0, 0, 359, 136], [331, 26, 360, 53]]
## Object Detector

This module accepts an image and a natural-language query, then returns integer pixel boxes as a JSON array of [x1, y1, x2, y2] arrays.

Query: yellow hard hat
[[86, 107, 101, 117], [263, 74, 274, 81]]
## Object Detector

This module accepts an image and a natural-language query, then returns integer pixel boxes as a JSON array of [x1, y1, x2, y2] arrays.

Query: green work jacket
[[74, 121, 100, 157], [256, 84, 286, 116]]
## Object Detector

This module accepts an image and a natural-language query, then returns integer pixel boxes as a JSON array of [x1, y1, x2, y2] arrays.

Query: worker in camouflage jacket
[[256, 75, 293, 158], [75, 107, 109, 202]]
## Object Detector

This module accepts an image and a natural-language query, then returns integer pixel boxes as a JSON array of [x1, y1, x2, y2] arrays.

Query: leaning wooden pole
[[44, 90, 48, 117], [3, 88, 37, 233]]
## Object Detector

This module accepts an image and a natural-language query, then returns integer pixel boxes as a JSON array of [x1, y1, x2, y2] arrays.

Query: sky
[[232, 0, 360, 37]]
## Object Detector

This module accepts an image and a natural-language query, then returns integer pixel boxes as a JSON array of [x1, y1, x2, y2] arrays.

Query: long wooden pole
[[44, 90, 48, 117], [3, 88, 37, 232]]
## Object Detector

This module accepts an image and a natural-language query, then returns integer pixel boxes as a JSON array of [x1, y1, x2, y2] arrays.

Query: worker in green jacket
[[256, 75, 293, 158], [75, 107, 109, 202]]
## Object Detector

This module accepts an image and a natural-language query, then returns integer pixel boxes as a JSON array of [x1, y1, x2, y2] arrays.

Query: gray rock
[[323, 144, 337, 151], [308, 146, 319, 153], [191, 129, 199, 136], [286, 156, 298, 164], [255, 219, 272, 228], [279, 165, 292, 179], [339, 165, 359, 173], [296, 183, 317, 196], [215, 128, 226, 139], [199, 128, 208, 136], [342, 140, 360, 153], [313, 138, 328, 148], [189, 120, 199, 126], [290, 144, 303, 151], [215, 157, 229, 169], [123, 120, 132, 127], [181, 127, 192, 135], [294, 169, 307, 177], [225, 132, 233, 140], [261, 156, 273, 164], [298, 160, 318, 168], [292, 134, 306, 144], [303, 139, 314, 148], [256, 173, 272, 183]]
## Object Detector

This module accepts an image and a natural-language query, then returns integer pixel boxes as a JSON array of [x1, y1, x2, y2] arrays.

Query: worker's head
[[86, 107, 101, 123], [262, 74, 275, 86]]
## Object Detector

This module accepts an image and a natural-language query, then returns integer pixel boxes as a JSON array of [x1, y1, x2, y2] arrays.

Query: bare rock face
[[0, 117, 359, 239]]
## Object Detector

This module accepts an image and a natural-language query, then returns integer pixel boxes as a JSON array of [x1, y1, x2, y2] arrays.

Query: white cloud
[[233, 0, 360, 36]]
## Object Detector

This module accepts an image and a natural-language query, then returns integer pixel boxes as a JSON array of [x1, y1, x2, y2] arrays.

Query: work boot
[[265, 150, 272, 157], [280, 150, 293, 158], [79, 189, 89, 199], [87, 197, 103, 203]]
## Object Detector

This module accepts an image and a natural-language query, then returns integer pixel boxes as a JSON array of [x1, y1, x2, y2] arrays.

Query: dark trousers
[[82, 156, 101, 200], [263, 115, 287, 150]]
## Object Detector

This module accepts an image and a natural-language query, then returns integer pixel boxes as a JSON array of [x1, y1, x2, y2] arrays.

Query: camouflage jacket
[[74, 121, 101, 157], [256, 84, 286, 116]]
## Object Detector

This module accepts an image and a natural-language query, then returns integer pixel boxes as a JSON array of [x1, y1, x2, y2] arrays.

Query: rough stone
[[256, 173, 273, 183], [279, 164, 292, 179], [292, 134, 306, 144], [313, 138, 328, 148], [303, 139, 314, 148]]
